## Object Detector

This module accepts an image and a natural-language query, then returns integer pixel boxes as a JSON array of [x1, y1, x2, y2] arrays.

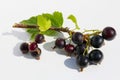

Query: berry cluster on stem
[[13, 23, 116, 71]]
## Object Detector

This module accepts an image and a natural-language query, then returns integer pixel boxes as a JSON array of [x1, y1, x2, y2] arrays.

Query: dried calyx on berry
[[20, 34, 44, 60], [13, 11, 116, 71], [20, 42, 41, 60], [30, 48, 41, 60]]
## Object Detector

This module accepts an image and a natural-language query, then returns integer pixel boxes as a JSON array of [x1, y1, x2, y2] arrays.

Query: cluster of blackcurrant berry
[[20, 34, 45, 60], [53, 27, 116, 71]]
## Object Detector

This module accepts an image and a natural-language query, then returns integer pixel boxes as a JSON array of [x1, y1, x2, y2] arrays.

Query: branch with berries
[[13, 11, 116, 72]]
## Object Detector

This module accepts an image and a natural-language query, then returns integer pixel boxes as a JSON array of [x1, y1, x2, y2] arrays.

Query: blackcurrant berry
[[35, 34, 45, 44], [72, 32, 83, 45], [31, 48, 41, 60], [75, 43, 87, 56], [20, 42, 29, 54], [89, 49, 103, 65], [76, 55, 89, 71], [29, 42, 38, 51], [54, 38, 66, 49], [102, 27, 116, 40], [64, 44, 75, 56], [90, 35, 104, 48]]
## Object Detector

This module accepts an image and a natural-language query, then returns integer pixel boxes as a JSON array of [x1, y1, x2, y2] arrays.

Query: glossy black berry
[[76, 56, 89, 71], [31, 48, 41, 59], [54, 38, 66, 49], [29, 42, 38, 51], [72, 32, 83, 45], [75, 43, 87, 56], [20, 42, 29, 54], [35, 34, 45, 44], [90, 35, 104, 48], [89, 49, 103, 65], [102, 27, 116, 40], [65, 44, 75, 55]]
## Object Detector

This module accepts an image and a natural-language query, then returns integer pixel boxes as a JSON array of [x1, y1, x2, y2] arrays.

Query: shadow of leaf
[[43, 41, 55, 51], [43, 32, 65, 51], [43, 41, 67, 56], [2, 30, 29, 41], [53, 32, 65, 39]]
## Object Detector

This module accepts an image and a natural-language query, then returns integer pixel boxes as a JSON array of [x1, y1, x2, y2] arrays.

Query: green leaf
[[42, 11, 63, 27], [20, 16, 38, 40], [53, 11, 63, 27], [20, 11, 63, 28], [27, 28, 39, 40], [37, 15, 51, 31], [42, 13, 56, 27], [20, 16, 37, 25], [19, 11, 64, 39], [40, 30, 59, 36], [68, 14, 80, 29], [42, 13, 53, 20]]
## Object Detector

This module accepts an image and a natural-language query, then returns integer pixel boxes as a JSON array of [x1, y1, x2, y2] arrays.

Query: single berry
[[76, 55, 89, 71], [29, 42, 38, 51], [31, 48, 41, 60], [89, 49, 103, 65], [75, 43, 87, 56], [90, 35, 104, 48], [102, 27, 116, 40], [65, 44, 75, 55], [20, 42, 29, 54], [72, 32, 83, 45], [35, 34, 45, 44], [54, 38, 66, 49]]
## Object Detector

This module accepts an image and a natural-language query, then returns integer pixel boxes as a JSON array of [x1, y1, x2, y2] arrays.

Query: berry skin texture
[[76, 56, 89, 71], [64, 44, 75, 55], [89, 49, 103, 65], [29, 42, 38, 51], [20, 42, 29, 54], [90, 35, 104, 48], [35, 34, 45, 44], [72, 32, 83, 45], [75, 43, 87, 56], [55, 38, 66, 49], [31, 48, 41, 60], [102, 27, 116, 41]]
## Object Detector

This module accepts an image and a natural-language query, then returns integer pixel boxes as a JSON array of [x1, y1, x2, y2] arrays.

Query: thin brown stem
[[13, 23, 74, 34], [13, 23, 102, 39], [13, 23, 37, 28]]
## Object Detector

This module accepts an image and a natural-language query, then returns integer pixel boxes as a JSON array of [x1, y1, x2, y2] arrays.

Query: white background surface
[[0, 0, 120, 80]]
